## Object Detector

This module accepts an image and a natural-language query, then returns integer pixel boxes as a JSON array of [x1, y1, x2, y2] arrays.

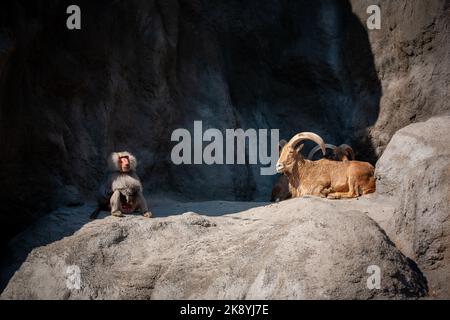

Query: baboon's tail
[[89, 207, 101, 220]]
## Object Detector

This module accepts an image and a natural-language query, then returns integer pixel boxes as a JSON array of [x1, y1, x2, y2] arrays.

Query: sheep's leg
[[309, 185, 331, 198], [327, 191, 358, 199], [319, 187, 333, 198], [327, 178, 358, 199], [361, 177, 376, 195]]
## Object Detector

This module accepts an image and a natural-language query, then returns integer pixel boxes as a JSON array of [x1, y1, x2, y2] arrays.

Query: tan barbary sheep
[[276, 132, 375, 199], [307, 143, 355, 161], [271, 141, 356, 202]]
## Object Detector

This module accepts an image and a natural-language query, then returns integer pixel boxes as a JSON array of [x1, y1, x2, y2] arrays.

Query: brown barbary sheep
[[271, 141, 355, 202], [276, 132, 376, 199], [308, 144, 355, 161]]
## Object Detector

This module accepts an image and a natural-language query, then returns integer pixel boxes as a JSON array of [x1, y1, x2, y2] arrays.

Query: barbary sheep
[[271, 141, 355, 202], [276, 132, 375, 199], [308, 143, 355, 161]]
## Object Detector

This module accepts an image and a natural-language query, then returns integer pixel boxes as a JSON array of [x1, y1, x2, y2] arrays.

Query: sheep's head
[[307, 143, 355, 161], [335, 144, 355, 161], [276, 132, 326, 174]]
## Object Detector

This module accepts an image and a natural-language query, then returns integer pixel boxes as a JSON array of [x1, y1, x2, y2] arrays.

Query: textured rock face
[[0, 0, 382, 242], [0, 198, 427, 300], [0, 0, 449, 299], [4, 118, 450, 299], [375, 116, 450, 298], [0, 1, 448, 243], [0, 30, 13, 78], [349, 0, 450, 155]]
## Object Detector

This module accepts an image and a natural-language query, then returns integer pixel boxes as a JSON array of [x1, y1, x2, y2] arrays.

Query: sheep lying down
[[275, 132, 375, 200]]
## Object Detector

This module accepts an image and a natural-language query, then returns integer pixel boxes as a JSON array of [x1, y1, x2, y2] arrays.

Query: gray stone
[[374, 116, 450, 298], [1, 197, 427, 300], [350, 0, 450, 155], [1, 0, 449, 245]]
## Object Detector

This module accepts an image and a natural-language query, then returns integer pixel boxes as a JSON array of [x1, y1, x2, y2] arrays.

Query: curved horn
[[338, 144, 355, 160], [307, 144, 337, 160], [287, 132, 326, 158]]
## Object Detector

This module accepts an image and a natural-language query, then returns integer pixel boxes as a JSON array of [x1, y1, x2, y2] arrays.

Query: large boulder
[[375, 116, 450, 298], [1, 198, 427, 300]]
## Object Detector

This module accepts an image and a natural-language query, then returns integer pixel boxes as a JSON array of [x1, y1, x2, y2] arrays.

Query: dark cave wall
[[0, 0, 448, 243]]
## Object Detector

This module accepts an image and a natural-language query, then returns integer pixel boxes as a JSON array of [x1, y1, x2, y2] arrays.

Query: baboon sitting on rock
[[90, 151, 153, 219]]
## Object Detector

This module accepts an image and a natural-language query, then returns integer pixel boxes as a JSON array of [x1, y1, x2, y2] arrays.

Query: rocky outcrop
[[0, 1, 449, 245], [3, 117, 449, 299], [0, 197, 427, 300], [0, 0, 449, 300], [0, 0, 381, 243], [374, 116, 450, 298], [349, 0, 450, 155]]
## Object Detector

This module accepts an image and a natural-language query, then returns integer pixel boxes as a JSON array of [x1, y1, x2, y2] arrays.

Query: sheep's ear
[[279, 139, 287, 152]]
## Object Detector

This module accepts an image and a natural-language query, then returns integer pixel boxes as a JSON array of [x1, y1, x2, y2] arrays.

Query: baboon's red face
[[119, 156, 131, 172]]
